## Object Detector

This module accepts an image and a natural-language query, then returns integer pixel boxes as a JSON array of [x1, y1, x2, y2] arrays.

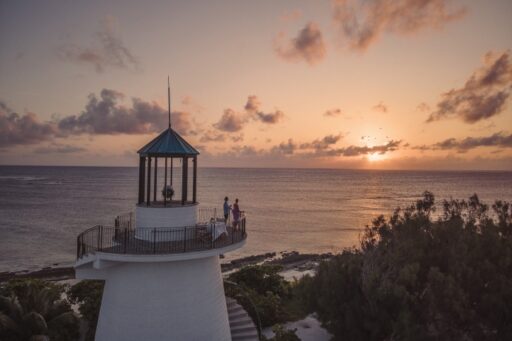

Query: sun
[[368, 153, 385, 162]]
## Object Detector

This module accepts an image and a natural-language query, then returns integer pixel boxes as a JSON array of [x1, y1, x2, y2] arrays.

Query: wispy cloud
[[34, 143, 86, 154], [373, 101, 388, 113], [57, 16, 140, 73], [324, 108, 343, 117], [274, 22, 327, 65], [332, 0, 466, 51], [414, 132, 512, 153], [427, 51, 512, 124]]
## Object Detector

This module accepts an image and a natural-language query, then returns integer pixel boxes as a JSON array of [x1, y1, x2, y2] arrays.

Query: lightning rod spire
[[168, 76, 171, 129]]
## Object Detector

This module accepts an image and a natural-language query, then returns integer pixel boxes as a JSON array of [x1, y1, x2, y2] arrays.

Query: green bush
[[0, 278, 79, 341], [264, 324, 300, 341], [297, 192, 512, 340], [225, 265, 292, 327], [67, 280, 104, 341]]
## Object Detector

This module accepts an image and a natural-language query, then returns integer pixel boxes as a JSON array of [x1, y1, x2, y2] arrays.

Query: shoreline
[[0, 251, 334, 283]]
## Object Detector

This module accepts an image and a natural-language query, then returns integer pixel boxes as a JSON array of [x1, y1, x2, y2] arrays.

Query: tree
[[67, 280, 104, 341], [298, 192, 512, 340], [0, 279, 79, 341]]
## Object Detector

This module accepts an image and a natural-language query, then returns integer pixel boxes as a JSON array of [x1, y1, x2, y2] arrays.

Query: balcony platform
[[76, 217, 246, 261]]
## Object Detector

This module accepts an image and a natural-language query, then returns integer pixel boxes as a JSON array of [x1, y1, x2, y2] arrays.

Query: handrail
[[76, 216, 247, 259]]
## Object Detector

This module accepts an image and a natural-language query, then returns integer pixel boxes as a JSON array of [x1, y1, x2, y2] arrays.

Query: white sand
[[262, 314, 332, 341]]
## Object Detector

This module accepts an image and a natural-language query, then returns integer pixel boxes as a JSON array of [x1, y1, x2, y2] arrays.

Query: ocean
[[1, 166, 512, 273]]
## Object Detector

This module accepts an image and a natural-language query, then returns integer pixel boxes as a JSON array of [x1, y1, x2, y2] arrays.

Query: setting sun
[[368, 153, 386, 162]]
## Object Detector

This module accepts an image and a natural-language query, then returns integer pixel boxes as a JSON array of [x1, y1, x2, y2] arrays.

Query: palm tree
[[0, 279, 79, 341]]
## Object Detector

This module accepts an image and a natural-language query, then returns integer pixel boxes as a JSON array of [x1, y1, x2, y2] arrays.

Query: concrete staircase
[[226, 297, 259, 341]]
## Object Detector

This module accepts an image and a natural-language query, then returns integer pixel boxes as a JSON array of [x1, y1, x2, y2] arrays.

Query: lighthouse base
[[85, 256, 231, 341]]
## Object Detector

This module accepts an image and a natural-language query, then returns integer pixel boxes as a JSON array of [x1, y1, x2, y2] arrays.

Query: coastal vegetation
[[0, 278, 79, 341], [295, 192, 512, 340], [67, 280, 104, 341]]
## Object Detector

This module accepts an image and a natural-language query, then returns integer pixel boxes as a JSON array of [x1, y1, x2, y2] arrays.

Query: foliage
[[263, 324, 300, 341], [67, 280, 104, 341], [225, 265, 293, 327], [0, 278, 79, 341], [297, 192, 512, 340]]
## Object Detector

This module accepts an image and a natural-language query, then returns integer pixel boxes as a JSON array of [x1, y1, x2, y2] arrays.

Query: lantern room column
[[193, 156, 197, 204], [181, 156, 188, 205], [138, 156, 146, 204]]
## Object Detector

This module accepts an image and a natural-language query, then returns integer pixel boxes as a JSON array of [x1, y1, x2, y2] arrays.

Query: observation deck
[[76, 208, 247, 262]]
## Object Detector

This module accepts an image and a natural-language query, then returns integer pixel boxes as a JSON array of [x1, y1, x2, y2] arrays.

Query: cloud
[[372, 101, 388, 113], [245, 96, 285, 124], [213, 96, 284, 132], [58, 16, 139, 73], [332, 0, 466, 51], [0, 101, 58, 147], [274, 22, 327, 65], [300, 134, 343, 150], [200, 130, 226, 143], [213, 108, 246, 132], [34, 143, 86, 154], [271, 139, 298, 155], [415, 132, 512, 153], [58, 88, 193, 136], [324, 108, 343, 117], [336, 140, 402, 156], [417, 102, 430, 112], [427, 51, 512, 124]]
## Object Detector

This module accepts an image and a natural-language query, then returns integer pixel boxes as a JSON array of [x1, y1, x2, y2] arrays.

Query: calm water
[[1, 166, 512, 272]]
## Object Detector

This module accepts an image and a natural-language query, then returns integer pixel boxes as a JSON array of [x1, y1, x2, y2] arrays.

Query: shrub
[[0, 278, 79, 341], [67, 280, 104, 341], [297, 192, 512, 340]]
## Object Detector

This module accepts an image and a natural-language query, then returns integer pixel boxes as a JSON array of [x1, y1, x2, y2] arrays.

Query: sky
[[1, 0, 511, 170]]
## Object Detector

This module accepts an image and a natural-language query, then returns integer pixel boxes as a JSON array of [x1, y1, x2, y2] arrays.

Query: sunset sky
[[1, 0, 511, 170]]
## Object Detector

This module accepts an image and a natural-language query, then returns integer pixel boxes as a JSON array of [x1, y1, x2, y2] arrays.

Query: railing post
[[97, 226, 101, 251], [123, 228, 128, 253], [184, 227, 187, 252], [76, 236, 80, 259], [212, 225, 215, 249], [153, 228, 157, 253]]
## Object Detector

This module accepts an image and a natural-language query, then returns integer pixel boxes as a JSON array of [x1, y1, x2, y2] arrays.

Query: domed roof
[[137, 128, 199, 157]]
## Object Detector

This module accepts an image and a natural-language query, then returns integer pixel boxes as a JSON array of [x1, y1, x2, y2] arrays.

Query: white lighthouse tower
[[74, 82, 247, 341]]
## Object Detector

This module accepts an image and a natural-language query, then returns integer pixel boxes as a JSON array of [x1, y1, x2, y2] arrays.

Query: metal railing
[[114, 212, 133, 229], [76, 216, 246, 259]]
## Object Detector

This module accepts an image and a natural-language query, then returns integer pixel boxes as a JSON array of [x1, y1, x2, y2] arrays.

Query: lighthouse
[[74, 82, 247, 340]]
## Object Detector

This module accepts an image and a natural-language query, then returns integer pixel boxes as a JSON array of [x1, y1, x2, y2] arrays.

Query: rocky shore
[[0, 251, 334, 283]]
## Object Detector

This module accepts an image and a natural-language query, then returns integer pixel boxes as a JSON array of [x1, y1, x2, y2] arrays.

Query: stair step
[[226, 296, 258, 341], [230, 317, 253, 327], [231, 325, 256, 333], [230, 311, 248, 320], [228, 305, 244, 314], [231, 332, 259, 341]]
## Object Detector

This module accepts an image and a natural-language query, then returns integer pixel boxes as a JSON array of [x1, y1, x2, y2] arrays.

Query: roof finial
[[168, 76, 171, 129]]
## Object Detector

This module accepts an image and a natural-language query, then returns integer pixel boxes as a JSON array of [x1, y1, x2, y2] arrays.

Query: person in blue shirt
[[223, 197, 231, 222]]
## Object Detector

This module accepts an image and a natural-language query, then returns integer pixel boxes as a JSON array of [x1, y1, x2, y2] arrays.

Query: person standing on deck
[[223, 197, 231, 223], [232, 198, 240, 230]]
